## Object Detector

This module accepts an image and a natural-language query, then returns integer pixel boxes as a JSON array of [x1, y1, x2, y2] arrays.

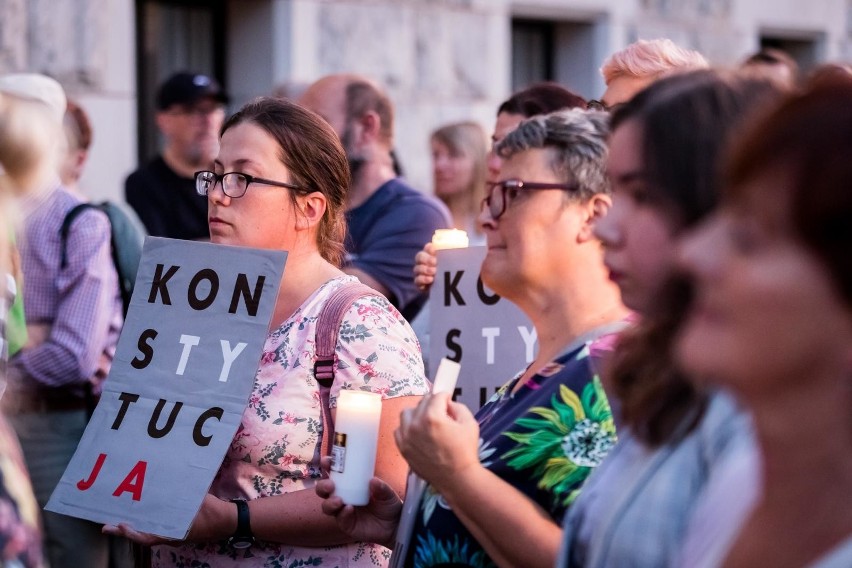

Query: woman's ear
[[578, 194, 612, 243], [295, 192, 328, 231]]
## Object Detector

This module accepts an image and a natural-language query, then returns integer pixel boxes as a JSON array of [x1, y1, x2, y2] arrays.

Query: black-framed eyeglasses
[[481, 179, 580, 220], [195, 170, 310, 199]]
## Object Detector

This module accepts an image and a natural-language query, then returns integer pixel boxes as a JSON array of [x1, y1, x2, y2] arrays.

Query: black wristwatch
[[227, 499, 255, 549]]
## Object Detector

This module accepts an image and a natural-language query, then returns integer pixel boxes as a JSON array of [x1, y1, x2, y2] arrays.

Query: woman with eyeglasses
[[413, 84, 586, 295], [317, 108, 629, 568], [410, 85, 586, 375], [105, 97, 428, 567]]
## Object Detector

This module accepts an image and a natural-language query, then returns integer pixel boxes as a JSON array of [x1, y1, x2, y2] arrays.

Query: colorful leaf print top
[[154, 276, 429, 568], [405, 329, 621, 568]]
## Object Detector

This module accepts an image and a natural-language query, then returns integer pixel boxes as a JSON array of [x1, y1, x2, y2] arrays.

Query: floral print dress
[[154, 276, 429, 568], [405, 330, 621, 568]]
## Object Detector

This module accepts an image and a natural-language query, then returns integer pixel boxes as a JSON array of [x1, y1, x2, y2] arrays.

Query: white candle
[[431, 228, 469, 250], [431, 357, 461, 395], [330, 390, 383, 505]]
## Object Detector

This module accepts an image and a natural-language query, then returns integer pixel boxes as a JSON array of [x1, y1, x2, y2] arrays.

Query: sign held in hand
[[46, 237, 286, 539], [429, 246, 534, 410]]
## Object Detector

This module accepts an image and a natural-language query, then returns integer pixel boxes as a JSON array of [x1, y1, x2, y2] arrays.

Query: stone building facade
[[1, 0, 850, 202]]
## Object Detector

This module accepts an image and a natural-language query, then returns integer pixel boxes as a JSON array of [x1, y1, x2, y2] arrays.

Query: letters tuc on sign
[[46, 237, 286, 539]]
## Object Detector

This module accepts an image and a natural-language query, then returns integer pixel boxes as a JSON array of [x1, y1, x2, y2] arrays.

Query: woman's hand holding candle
[[315, 461, 402, 549], [394, 393, 481, 493], [414, 229, 469, 292]]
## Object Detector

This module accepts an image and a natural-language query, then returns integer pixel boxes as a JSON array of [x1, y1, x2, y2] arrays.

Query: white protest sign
[[46, 237, 286, 539], [428, 246, 535, 410]]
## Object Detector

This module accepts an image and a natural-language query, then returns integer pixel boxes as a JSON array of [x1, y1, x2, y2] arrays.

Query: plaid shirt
[[8, 183, 121, 396]]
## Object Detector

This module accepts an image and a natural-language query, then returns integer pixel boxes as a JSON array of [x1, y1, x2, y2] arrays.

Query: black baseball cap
[[156, 72, 229, 110]]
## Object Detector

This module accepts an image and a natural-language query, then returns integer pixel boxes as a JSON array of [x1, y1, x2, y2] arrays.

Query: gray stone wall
[[634, 0, 740, 64], [0, 0, 109, 92], [0, 0, 28, 72], [306, 0, 501, 191], [848, 0, 852, 58], [316, 1, 491, 101]]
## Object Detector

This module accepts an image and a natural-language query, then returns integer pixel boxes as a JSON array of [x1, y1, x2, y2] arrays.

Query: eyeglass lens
[[196, 172, 249, 198], [482, 182, 511, 220]]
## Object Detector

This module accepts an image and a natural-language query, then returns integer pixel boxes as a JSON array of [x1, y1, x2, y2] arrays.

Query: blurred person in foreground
[[0, 86, 47, 568], [675, 74, 852, 568], [0, 73, 126, 568], [558, 70, 783, 567], [106, 97, 428, 567], [318, 108, 630, 568]]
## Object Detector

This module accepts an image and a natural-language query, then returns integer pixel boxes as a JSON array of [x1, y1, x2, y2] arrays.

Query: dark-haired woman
[[557, 70, 783, 567], [107, 97, 428, 567], [676, 75, 852, 568]]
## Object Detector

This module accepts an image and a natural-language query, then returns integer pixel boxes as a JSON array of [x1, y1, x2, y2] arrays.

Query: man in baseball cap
[[155, 71, 229, 110], [125, 71, 229, 240]]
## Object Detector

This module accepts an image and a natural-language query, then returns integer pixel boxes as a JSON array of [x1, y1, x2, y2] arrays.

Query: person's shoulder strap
[[59, 202, 99, 269], [314, 280, 379, 457], [96, 201, 145, 316]]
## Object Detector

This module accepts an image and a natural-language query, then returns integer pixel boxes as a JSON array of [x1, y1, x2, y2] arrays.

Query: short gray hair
[[495, 108, 610, 201]]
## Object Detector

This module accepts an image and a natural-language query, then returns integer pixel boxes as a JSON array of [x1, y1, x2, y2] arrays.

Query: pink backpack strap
[[314, 281, 377, 460]]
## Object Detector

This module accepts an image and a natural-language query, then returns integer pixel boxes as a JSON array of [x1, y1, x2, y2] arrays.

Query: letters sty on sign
[[428, 246, 535, 411], [46, 237, 286, 539]]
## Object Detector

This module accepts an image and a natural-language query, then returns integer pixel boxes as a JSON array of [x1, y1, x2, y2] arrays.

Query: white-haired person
[[318, 108, 629, 568], [587, 38, 708, 112], [414, 42, 704, 299]]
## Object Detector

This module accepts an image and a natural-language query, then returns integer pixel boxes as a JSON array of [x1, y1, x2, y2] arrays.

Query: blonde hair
[[601, 39, 708, 84], [0, 92, 64, 188], [431, 121, 488, 215]]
